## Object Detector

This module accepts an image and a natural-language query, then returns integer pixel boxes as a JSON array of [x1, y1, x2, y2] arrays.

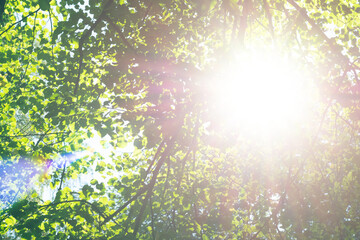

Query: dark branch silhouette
[[0, 8, 40, 37]]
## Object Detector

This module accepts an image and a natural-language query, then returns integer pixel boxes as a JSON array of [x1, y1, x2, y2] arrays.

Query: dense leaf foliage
[[1, 0, 360, 239]]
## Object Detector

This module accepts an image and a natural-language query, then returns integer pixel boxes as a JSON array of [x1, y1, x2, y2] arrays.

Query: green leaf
[[90, 179, 98, 185], [39, 0, 50, 11]]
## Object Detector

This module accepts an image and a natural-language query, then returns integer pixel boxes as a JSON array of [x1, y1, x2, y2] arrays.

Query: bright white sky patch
[[208, 49, 312, 137]]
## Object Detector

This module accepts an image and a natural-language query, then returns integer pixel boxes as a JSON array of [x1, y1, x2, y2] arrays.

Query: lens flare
[[207, 50, 313, 138], [0, 150, 93, 207]]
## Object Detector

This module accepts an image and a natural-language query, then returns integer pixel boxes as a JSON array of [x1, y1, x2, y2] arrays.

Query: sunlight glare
[[209, 50, 311, 137]]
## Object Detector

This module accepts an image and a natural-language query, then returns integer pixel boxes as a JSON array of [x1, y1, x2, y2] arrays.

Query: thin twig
[[176, 112, 200, 191], [40, 199, 108, 222], [48, 8, 55, 65], [0, 8, 40, 37], [20, 10, 38, 82], [333, 109, 357, 131], [7, 188, 21, 208], [289, 102, 332, 184], [157, 157, 171, 214], [263, 0, 275, 43], [144, 140, 165, 180], [132, 136, 178, 237], [100, 185, 148, 226], [34, 128, 52, 148], [57, 159, 67, 191], [231, 15, 238, 44], [176, 149, 191, 191], [150, 196, 156, 240], [142, 1, 153, 23], [239, 0, 251, 48], [0, 131, 69, 138], [287, 0, 346, 63]]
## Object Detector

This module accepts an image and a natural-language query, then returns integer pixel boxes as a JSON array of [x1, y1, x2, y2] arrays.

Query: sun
[[207, 50, 312, 137]]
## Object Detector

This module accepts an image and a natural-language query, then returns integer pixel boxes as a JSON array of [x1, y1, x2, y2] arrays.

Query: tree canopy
[[1, 0, 360, 239]]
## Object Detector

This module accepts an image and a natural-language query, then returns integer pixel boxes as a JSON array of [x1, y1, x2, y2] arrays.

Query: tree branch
[[231, 15, 238, 44], [144, 140, 165, 180], [20, 10, 38, 84], [48, 8, 55, 66], [286, 0, 346, 63], [100, 139, 166, 227], [0, 131, 69, 138], [132, 136, 177, 237], [239, 0, 251, 48], [40, 199, 108, 222], [100, 185, 148, 226], [263, 0, 275, 42], [0, 8, 40, 37], [150, 196, 156, 240], [142, 1, 153, 23], [58, 160, 67, 191], [34, 128, 52, 148]]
